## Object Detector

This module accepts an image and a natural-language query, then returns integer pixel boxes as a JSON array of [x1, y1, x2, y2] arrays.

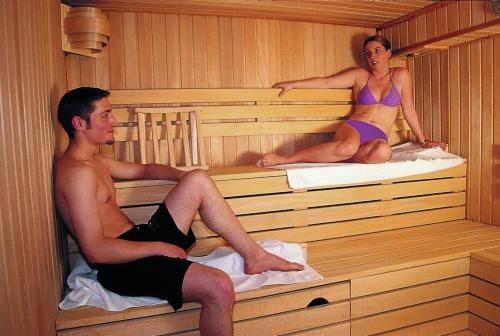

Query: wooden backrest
[[105, 88, 411, 166], [135, 107, 208, 170]]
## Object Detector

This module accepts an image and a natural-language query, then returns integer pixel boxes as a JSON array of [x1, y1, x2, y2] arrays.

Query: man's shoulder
[[55, 156, 97, 187]]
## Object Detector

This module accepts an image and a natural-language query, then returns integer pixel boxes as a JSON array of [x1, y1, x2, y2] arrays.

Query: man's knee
[[200, 270, 234, 306], [336, 141, 359, 158], [182, 169, 212, 187]]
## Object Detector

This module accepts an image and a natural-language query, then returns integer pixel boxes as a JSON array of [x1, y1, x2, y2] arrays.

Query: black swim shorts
[[96, 202, 196, 311]]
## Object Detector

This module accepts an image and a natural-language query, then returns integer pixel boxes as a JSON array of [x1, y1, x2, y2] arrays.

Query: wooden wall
[[381, 1, 500, 227], [0, 1, 67, 335], [381, 0, 498, 50], [64, 12, 375, 164]]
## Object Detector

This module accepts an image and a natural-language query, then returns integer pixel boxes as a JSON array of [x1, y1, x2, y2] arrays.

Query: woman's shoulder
[[391, 67, 410, 77]]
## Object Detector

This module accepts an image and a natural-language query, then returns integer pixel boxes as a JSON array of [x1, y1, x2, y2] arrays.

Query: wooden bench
[[57, 89, 500, 335]]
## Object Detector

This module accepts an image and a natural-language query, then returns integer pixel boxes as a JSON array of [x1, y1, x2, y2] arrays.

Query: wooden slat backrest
[[102, 89, 410, 165], [135, 107, 208, 169]]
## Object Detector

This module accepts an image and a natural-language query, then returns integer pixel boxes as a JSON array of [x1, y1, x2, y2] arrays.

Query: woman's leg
[[259, 122, 361, 166], [350, 139, 392, 163]]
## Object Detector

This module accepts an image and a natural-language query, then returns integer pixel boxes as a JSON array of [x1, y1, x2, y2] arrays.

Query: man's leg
[[258, 122, 361, 166], [182, 263, 235, 336], [163, 170, 304, 274]]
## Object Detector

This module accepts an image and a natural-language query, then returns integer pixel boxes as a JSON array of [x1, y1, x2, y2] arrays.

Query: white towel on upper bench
[[273, 142, 464, 189], [59, 240, 322, 311]]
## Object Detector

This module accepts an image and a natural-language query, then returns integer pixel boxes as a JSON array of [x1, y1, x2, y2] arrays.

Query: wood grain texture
[[0, 1, 66, 335]]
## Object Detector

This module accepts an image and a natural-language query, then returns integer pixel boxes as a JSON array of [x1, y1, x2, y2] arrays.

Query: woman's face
[[364, 41, 391, 70]]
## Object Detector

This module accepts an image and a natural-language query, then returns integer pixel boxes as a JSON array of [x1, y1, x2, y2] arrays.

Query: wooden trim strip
[[109, 89, 353, 105]]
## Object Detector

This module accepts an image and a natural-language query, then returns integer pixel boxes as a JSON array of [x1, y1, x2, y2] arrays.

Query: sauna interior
[[1, 1, 500, 335]]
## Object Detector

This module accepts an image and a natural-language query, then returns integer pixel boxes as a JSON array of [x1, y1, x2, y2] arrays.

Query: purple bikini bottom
[[345, 120, 388, 145]]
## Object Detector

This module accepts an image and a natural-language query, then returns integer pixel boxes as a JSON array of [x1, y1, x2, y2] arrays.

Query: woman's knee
[[365, 142, 392, 163], [336, 141, 359, 158]]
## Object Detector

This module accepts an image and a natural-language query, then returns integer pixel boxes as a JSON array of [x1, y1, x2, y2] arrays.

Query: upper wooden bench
[[58, 89, 500, 336]]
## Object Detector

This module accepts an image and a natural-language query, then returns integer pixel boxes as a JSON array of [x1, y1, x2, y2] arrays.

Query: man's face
[[86, 98, 117, 145]]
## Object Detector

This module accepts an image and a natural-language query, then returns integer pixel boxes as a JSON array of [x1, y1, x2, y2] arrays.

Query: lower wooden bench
[[57, 220, 500, 336]]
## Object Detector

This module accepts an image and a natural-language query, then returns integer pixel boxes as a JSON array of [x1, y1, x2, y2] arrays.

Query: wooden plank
[[282, 321, 350, 336], [224, 178, 465, 215], [351, 258, 469, 297], [471, 250, 500, 268], [351, 276, 469, 318], [470, 277, 500, 306], [350, 295, 469, 336], [469, 295, 500, 325], [232, 301, 349, 336], [470, 258, 500, 285], [191, 192, 466, 239], [468, 313, 500, 336], [377, 313, 469, 336], [112, 118, 409, 141], [190, 208, 467, 256], [441, 329, 478, 336], [108, 89, 353, 105]]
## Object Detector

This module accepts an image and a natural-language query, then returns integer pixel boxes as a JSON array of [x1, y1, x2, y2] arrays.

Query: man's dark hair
[[363, 35, 391, 51], [57, 87, 110, 139]]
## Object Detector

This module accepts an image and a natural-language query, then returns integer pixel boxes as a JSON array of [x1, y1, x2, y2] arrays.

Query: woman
[[259, 35, 446, 167]]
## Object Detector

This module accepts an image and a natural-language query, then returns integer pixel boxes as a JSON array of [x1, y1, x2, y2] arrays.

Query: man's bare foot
[[244, 250, 304, 275], [257, 153, 289, 167]]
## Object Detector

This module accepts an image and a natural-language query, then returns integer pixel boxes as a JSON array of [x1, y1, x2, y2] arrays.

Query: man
[[54, 87, 303, 335]]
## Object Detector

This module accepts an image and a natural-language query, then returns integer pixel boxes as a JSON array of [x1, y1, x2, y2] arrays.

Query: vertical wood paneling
[[394, 0, 499, 226], [179, 15, 194, 88], [206, 16, 221, 88], [108, 12, 125, 88], [166, 14, 181, 88], [480, 38, 493, 224], [138, 13, 153, 88], [0, 0, 66, 335], [193, 15, 208, 88], [493, 35, 500, 227], [152, 14, 167, 88], [123, 13, 140, 88], [439, 50, 450, 145], [469, 41, 481, 221], [430, 53, 441, 141], [449, 46, 460, 154]]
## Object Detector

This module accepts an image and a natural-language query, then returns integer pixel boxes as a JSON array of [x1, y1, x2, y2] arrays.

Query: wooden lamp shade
[[61, 5, 110, 57]]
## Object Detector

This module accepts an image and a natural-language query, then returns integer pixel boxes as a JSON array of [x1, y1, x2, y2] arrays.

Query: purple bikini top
[[357, 72, 401, 107]]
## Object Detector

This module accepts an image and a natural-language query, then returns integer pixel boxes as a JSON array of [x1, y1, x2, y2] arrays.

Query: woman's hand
[[273, 81, 295, 97], [420, 139, 448, 151]]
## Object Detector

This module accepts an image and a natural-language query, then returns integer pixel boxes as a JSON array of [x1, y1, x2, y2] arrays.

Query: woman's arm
[[273, 68, 365, 96], [398, 68, 447, 150]]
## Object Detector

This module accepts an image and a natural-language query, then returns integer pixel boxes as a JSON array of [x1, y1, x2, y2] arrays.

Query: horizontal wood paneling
[[0, 0, 67, 335]]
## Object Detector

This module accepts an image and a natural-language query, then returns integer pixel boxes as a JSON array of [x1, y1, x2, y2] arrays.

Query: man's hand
[[159, 242, 187, 259]]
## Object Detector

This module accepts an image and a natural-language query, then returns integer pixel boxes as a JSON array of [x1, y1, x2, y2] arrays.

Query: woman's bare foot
[[244, 250, 304, 275], [257, 153, 289, 167]]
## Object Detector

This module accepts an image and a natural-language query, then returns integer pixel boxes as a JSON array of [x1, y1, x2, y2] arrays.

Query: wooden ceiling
[[63, 0, 438, 28]]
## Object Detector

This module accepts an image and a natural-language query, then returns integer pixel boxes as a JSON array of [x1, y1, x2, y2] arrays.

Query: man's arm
[[64, 164, 186, 263], [95, 154, 187, 181]]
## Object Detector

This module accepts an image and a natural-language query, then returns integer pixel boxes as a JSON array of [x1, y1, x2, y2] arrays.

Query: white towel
[[59, 240, 322, 311], [273, 143, 464, 189]]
